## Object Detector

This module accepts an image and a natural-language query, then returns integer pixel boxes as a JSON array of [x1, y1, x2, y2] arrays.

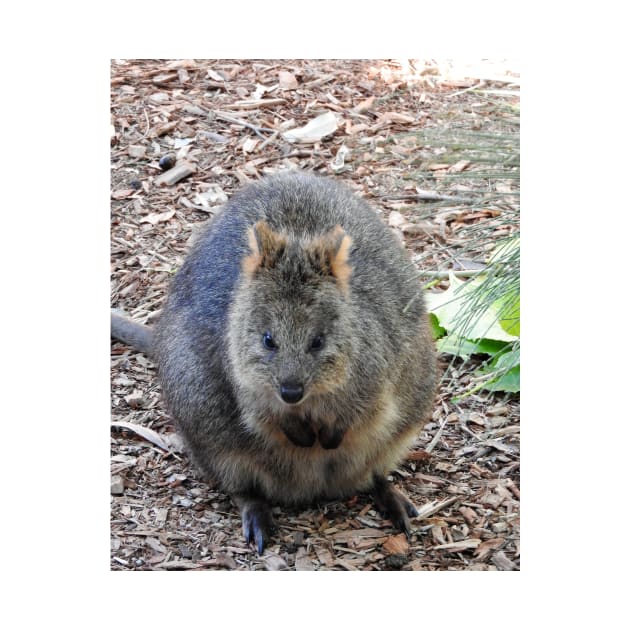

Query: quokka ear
[[242, 220, 288, 277], [309, 225, 353, 294]]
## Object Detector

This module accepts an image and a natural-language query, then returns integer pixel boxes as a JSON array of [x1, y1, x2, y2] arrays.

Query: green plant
[[426, 237, 520, 396]]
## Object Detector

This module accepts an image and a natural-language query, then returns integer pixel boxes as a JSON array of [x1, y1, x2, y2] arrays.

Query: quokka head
[[227, 220, 355, 408]]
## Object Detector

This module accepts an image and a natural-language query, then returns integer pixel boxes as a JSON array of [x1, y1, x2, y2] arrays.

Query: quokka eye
[[310, 334, 325, 351], [262, 332, 277, 350]]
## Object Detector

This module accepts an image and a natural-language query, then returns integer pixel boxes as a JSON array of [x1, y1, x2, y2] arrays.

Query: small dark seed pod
[[129, 179, 142, 190], [159, 154, 176, 171]]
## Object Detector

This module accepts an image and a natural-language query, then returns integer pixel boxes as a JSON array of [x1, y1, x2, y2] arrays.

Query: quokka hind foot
[[235, 494, 277, 555], [372, 475, 419, 538]]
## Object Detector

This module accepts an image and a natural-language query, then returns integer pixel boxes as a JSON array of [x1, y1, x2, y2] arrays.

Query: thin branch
[[212, 111, 276, 138], [447, 81, 486, 98], [414, 496, 460, 520], [426, 415, 449, 454], [382, 190, 475, 203], [257, 129, 281, 152]]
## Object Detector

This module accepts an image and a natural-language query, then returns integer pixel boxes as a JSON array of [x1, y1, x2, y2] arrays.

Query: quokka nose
[[280, 382, 304, 404]]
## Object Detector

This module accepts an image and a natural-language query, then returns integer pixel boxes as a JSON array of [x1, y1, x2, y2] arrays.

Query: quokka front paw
[[281, 415, 317, 447], [318, 424, 345, 449]]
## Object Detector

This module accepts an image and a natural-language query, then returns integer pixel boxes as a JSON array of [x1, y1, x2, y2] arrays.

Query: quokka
[[111, 171, 436, 552]]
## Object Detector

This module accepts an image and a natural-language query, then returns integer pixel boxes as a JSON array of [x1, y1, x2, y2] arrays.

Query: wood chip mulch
[[111, 58, 520, 571]]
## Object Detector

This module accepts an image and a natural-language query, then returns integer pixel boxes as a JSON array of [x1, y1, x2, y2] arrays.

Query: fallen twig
[[244, 150, 314, 167], [223, 98, 287, 110], [382, 190, 475, 203], [414, 496, 460, 520], [425, 415, 449, 453], [257, 129, 281, 152], [154, 160, 196, 186], [213, 111, 277, 139], [447, 81, 486, 98]]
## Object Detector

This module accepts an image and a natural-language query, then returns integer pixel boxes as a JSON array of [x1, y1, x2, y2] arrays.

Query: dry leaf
[[252, 84, 269, 100], [124, 389, 145, 408], [194, 185, 228, 208], [140, 210, 175, 225], [388, 210, 405, 228], [491, 550, 516, 571], [379, 111, 415, 124], [264, 553, 289, 571], [468, 412, 486, 426], [165, 59, 197, 70], [149, 92, 170, 104], [330, 145, 349, 172], [163, 433, 185, 453], [282, 112, 339, 143], [481, 439, 517, 454], [111, 421, 171, 451], [145, 537, 167, 554], [278, 71, 298, 90], [111, 475, 124, 495], [153, 121, 178, 137], [488, 405, 510, 416], [206, 69, 226, 82], [353, 96, 375, 113], [294, 547, 314, 570], [346, 122, 369, 135], [315, 546, 335, 567], [111, 189, 135, 200], [242, 138, 259, 154], [127, 145, 146, 159], [152, 73, 177, 86], [229, 98, 286, 110], [182, 104, 206, 116], [449, 159, 471, 172]]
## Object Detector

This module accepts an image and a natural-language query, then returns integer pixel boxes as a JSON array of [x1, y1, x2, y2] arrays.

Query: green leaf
[[436, 334, 509, 359], [425, 272, 518, 342], [429, 313, 446, 340], [477, 346, 520, 393], [437, 335, 483, 358], [495, 292, 520, 337], [483, 365, 520, 392], [425, 261, 520, 394], [489, 346, 520, 370], [471, 338, 512, 356]]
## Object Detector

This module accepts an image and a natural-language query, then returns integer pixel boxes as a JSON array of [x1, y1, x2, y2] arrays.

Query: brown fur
[[330, 233, 353, 293], [242, 227, 263, 277]]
